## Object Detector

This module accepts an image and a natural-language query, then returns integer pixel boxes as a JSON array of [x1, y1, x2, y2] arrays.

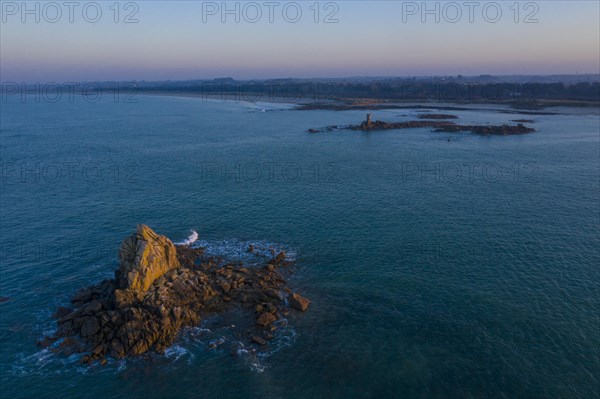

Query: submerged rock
[[251, 336, 267, 346], [48, 225, 309, 364]]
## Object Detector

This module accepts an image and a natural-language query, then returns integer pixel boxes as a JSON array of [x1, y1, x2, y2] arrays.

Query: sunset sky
[[1, 1, 599, 82]]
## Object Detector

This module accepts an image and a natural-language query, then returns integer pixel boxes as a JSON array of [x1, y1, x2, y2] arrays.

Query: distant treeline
[[135, 79, 600, 104], [3, 78, 599, 105]]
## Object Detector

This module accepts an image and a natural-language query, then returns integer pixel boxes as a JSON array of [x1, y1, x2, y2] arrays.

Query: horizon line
[[3, 73, 600, 85]]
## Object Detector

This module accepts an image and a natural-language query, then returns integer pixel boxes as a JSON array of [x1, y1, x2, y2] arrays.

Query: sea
[[1, 94, 598, 398]]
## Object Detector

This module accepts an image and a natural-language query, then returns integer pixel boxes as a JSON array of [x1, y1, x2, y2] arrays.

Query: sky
[[1, 1, 599, 82]]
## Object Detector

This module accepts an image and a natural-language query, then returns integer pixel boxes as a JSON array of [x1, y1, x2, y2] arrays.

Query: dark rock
[[37, 336, 58, 348], [58, 337, 85, 356], [114, 289, 138, 308], [256, 312, 277, 327], [434, 123, 535, 135], [266, 289, 281, 300], [92, 344, 105, 355], [314, 115, 536, 136], [355, 118, 458, 131], [289, 293, 311, 312], [83, 301, 102, 315], [251, 336, 267, 346], [52, 306, 73, 319], [417, 114, 458, 120], [81, 317, 100, 337], [274, 251, 286, 263], [71, 289, 92, 304], [265, 302, 276, 313], [219, 282, 231, 293], [110, 339, 125, 358]]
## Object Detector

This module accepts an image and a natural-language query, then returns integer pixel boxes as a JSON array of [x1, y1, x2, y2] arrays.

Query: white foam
[[11, 347, 87, 377], [116, 359, 127, 372], [164, 344, 193, 362], [208, 337, 226, 349], [191, 238, 296, 265], [177, 230, 199, 246]]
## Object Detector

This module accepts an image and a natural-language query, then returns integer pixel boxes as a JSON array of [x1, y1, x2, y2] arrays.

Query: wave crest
[[177, 230, 199, 246]]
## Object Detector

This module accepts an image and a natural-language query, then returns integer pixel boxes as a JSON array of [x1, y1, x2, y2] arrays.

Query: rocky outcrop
[[355, 119, 457, 131], [351, 113, 458, 131], [434, 123, 535, 135], [417, 114, 458, 120], [116, 224, 180, 292], [308, 114, 535, 136], [41, 226, 310, 364], [289, 293, 311, 312]]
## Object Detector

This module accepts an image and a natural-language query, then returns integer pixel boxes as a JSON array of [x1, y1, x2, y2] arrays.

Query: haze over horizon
[[1, 1, 599, 82]]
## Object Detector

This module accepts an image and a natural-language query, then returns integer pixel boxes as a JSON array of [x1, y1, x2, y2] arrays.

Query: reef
[[307, 114, 535, 136], [417, 114, 459, 120], [433, 123, 535, 135], [38, 225, 310, 364]]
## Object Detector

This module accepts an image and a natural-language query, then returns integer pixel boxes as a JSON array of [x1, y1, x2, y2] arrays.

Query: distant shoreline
[[135, 90, 599, 112], [136, 91, 317, 106]]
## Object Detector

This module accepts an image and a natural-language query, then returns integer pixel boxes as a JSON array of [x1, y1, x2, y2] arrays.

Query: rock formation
[[117, 224, 180, 292], [434, 123, 535, 135], [356, 119, 457, 131], [40, 225, 310, 364], [289, 293, 311, 312], [308, 116, 535, 135], [417, 114, 458, 120]]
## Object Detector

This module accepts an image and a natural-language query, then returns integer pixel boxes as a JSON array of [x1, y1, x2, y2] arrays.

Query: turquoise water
[[1, 95, 598, 398]]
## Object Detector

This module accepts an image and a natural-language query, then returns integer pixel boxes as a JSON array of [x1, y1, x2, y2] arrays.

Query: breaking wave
[[177, 230, 199, 246]]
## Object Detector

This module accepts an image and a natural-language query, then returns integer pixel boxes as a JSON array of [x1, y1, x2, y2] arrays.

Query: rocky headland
[[38, 225, 310, 364]]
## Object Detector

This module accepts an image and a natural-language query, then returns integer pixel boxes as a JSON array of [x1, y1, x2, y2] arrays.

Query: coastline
[[135, 91, 599, 114], [135, 91, 315, 107]]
